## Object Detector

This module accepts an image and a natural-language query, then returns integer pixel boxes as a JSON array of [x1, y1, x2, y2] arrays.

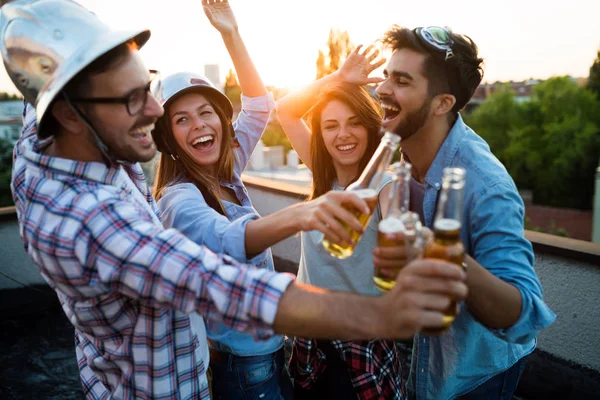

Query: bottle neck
[[433, 169, 465, 232], [351, 133, 401, 191], [386, 165, 411, 218]]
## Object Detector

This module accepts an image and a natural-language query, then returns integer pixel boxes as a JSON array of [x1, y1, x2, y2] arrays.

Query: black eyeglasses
[[70, 70, 162, 116]]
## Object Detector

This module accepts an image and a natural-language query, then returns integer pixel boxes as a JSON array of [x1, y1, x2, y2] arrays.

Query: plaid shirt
[[290, 337, 404, 400], [12, 103, 294, 400]]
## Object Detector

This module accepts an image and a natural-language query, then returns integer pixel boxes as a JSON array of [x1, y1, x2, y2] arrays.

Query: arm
[[276, 45, 386, 169], [203, 0, 273, 171], [75, 198, 467, 340], [274, 258, 468, 339], [203, 0, 266, 97], [466, 183, 556, 341], [244, 190, 372, 257], [160, 184, 371, 261]]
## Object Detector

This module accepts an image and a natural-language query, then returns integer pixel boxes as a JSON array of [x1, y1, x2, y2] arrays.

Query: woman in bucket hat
[[151, 1, 377, 398]]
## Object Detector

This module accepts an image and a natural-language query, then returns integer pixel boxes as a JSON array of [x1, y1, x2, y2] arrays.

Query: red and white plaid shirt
[[291, 337, 405, 400], [12, 103, 294, 399]]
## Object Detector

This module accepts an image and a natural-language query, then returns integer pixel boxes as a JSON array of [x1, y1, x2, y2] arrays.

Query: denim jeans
[[457, 357, 527, 400], [209, 348, 294, 400]]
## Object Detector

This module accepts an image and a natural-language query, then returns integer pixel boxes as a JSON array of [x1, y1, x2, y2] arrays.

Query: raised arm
[[275, 45, 385, 169], [203, 0, 266, 97], [203, 0, 272, 172]]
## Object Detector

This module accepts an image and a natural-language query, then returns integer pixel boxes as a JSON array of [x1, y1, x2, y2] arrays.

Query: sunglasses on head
[[414, 26, 454, 61]]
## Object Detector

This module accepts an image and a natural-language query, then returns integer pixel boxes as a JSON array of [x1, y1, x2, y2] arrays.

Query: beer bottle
[[421, 167, 466, 335], [374, 161, 423, 292], [322, 131, 401, 259]]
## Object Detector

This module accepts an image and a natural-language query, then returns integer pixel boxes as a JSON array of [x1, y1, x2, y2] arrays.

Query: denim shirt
[[158, 93, 284, 357], [409, 115, 556, 400]]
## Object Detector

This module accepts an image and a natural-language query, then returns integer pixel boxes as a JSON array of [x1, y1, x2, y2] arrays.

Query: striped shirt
[[11, 102, 294, 399]]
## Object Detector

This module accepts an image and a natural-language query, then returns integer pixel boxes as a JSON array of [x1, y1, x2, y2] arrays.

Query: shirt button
[[435, 183, 440, 189], [421, 368, 425, 373]]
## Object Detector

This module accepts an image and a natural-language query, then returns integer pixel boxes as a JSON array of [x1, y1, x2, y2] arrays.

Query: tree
[[588, 48, 600, 100], [223, 68, 241, 104], [0, 92, 21, 101], [315, 28, 355, 79], [468, 77, 600, 210], [464, 87, 524, 162], [261, 113, 293, 155]]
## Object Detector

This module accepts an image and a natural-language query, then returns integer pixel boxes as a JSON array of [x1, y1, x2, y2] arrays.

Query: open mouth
[[381, 103, 400, 123], [336, 143, 357, 153], [131, 123, 155, 146], [191, 134, 216, 151]]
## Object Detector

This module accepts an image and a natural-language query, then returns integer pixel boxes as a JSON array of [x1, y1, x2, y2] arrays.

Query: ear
[[50, 100, 87, 135], [432, 94, 456, 116]]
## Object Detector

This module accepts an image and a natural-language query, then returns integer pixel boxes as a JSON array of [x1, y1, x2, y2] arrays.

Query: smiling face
[[376, 48, 433, 141], [319, 99, 369, 172], [84, 53, 163, 162], [169, 92, 223, 168]]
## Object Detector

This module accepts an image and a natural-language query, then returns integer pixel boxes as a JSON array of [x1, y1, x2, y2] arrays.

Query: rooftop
[[1, 176, 600, 399]]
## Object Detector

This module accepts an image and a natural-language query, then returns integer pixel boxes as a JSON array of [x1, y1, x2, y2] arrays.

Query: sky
[[0, 0, 599, 93]]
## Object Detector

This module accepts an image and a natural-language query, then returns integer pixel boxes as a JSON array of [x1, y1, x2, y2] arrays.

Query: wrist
[[220, 27, 240, 41], [287, 203, 305, 232]]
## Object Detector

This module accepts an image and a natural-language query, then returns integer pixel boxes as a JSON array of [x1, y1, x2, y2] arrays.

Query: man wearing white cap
[[1, 0, 467, 398]]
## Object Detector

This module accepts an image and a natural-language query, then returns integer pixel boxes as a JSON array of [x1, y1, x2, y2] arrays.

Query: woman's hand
[[203, 0, 238, 35], [335, 44, 387, 86], [294, 191, 371, 246]]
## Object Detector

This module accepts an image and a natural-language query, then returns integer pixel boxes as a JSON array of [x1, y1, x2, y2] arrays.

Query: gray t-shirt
[[297, 173, 393, 296], [410, 178, 426, 223]]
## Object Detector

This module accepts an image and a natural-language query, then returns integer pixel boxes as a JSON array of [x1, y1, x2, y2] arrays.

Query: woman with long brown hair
[[276, 46, 404, 399], [151, 1, 370, 399]]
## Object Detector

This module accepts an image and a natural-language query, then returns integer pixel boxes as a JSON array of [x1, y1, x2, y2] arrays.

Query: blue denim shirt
[[158, 93, 284, 357], [408, 115, 556, 399]]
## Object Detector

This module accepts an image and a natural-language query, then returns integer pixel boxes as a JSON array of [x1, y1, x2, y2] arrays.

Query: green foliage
[[0, 92, 21, 101], [261, 113, 293, 155], [465, 76, 600, 210], [0, 137, 14, 207], [588, 48, 600, 99], [223, 69, 241, 104]]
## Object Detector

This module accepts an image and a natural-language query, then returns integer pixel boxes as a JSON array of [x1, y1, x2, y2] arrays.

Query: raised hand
[[336, 44, 386, 85], [202, 0, 238, 35]]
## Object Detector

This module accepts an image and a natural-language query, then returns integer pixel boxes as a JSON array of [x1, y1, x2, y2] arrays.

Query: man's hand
[[202, 0, 238, 35], [374, 258, 468, 338], [273, 257, 467, 340]]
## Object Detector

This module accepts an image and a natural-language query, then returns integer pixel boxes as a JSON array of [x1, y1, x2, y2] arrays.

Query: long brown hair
[[152, 91, 235, 215], [308, 82, 382, 200]]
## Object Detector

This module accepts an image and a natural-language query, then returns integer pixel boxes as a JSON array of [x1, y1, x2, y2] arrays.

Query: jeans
[[209, 348, 294, 400], [457, 357, 527, 400]]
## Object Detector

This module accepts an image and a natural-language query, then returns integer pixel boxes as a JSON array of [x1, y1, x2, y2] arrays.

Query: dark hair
[[382, 26, 484, 114], [308, 82, 382, 200], [41, 41, 138, 138]]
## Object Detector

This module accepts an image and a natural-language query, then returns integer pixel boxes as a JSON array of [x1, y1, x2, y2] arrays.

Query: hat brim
[[162, 85, 233, 120], [35, 28, 150, 132]]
